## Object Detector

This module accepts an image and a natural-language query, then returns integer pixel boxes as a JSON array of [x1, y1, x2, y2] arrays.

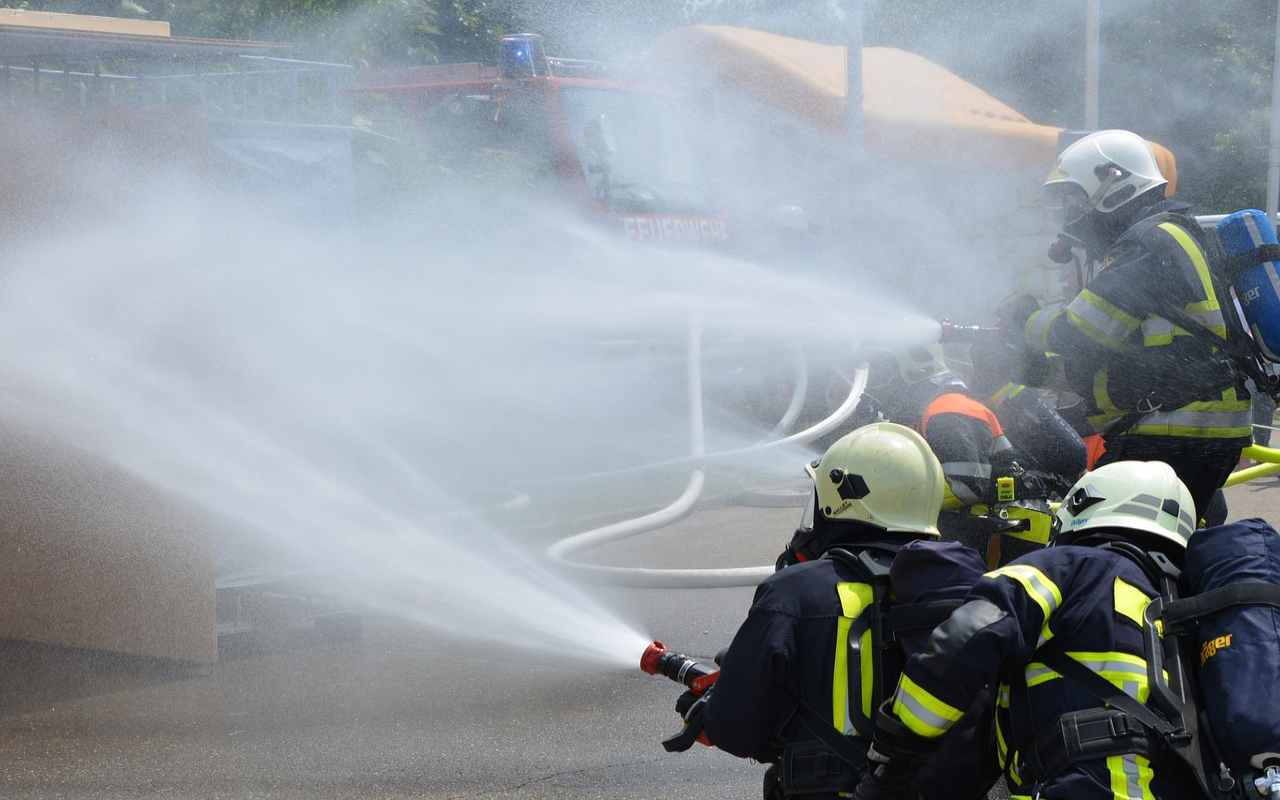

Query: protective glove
[[995, 293, 1041, 340], [852, 700, 939, 800], [852, 744, 916, 800], [1048, 234, 1078, 264], [664, 687, 712, 752]]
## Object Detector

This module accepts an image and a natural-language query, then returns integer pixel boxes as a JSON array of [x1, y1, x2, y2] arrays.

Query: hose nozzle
[[640, 640, 719, 695], [939, 319, 1002, 343]]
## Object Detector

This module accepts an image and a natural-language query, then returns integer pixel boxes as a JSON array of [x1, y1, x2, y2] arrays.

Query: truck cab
[[352, 34, 729, 246]]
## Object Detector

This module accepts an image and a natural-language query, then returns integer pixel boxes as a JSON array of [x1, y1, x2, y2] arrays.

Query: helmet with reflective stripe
[[1044, 130, 1168, 219], [1054, 460, 1195, 550], [805, 422, 944, 536]]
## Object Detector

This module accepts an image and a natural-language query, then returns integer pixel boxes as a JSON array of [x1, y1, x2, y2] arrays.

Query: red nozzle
[[640, 641, 667, 675]]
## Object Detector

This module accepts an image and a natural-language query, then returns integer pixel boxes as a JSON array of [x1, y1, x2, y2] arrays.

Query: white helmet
[[805, 422, 944, 536], [1044, 130, 1168, 222], [1055, 461, 1195, 550]]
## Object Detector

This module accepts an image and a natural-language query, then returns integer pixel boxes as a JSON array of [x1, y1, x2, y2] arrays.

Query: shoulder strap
[[824, 545, 895, 582], [1162, 582, 1280, 630], [1036, 645, 1178, 737], [824, 545, 897, 740], [787, 699, 870, 770]]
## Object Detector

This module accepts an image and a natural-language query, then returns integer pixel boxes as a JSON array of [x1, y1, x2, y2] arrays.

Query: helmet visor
[[1043, 182, 1091, 228], [799, 486, 816, 530]]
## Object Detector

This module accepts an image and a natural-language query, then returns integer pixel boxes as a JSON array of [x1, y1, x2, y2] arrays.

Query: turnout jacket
[[920, 391, 1014, 509], [1024, 200, 1250, 441], [889, 546, 1203, 800], [703, 540, 996, 800]]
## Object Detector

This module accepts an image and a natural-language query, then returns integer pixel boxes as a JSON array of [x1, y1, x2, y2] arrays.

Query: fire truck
[[351, 34, 730, 247]]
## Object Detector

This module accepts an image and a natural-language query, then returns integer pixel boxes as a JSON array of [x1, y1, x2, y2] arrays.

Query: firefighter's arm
[[888, 560, 1067, 740], [701, 602, 796, 760], [1027, 247, 1170, 360]]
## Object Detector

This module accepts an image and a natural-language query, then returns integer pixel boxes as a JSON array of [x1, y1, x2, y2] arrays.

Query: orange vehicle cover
[[653, 26, 1175, 176]]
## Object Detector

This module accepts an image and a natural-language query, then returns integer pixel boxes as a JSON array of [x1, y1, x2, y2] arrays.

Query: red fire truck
[[351, 34, 729, 246]]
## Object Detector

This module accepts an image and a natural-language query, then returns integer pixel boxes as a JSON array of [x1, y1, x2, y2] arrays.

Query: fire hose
[[544, 313, 868, 589]]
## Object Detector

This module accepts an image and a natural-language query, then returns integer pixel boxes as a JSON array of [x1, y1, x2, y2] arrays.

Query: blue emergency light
[[499, 34, 548, 79]]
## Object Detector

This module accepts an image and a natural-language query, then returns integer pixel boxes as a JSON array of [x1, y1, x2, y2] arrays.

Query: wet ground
[[1, 486, 1276, 799]]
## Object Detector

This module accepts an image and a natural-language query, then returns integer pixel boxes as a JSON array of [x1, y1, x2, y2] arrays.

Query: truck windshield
[[560, 86, 706, 212]]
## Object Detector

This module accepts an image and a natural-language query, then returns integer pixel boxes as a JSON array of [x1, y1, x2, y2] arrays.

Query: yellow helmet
[[805, 422, 945, 536]]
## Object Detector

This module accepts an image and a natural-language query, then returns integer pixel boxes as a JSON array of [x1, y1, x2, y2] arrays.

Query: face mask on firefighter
[[1044, 183, 1092, 229]]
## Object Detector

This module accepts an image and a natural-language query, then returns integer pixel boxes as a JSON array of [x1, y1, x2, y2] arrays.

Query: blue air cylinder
[[1217, 209, 1280, 362]]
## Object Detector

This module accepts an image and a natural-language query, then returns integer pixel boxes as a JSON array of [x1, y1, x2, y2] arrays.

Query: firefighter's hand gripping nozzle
[[640, 641, 720, 753]]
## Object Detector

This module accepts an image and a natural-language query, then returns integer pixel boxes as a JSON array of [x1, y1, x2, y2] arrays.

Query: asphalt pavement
[[1, 488, 1276, 799]]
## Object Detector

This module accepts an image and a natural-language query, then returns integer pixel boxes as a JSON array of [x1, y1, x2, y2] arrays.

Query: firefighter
[[852, 344, 1061, 562], [853, 460, 1204, 800], [966, 335, 1089, 560], [688, 423, 998, 800], [1012, 129, 1251, 521]]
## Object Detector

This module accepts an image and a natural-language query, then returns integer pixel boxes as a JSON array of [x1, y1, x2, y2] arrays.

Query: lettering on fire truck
[[622, 216, 729, 243]]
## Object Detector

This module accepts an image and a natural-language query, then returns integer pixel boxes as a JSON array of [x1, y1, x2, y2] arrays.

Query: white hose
[[545, 311, 867, 588]]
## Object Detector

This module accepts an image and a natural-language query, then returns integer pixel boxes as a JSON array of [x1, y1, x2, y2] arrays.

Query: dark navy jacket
[[889, 545, 1203, 800], [703, 539, 996, 800]]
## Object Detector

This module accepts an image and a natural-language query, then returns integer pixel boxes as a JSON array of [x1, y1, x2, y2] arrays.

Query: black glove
[[852, 700, 939, 800], [852, 744, 916, 800], [995, 293, 1041, 339], [663, 688, 712, 753], [1048, 234, 1077, 264], [674, 688, 699, 717]]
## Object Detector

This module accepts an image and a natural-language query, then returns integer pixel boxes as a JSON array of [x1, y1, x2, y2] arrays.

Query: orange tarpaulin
[[654, 25, 1176, 185]]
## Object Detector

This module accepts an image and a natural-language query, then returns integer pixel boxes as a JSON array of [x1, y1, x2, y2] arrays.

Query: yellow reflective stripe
[[832, 582, 874, 732], [1158, 222, 1219, 308], [859, 627, 874, 720], [1067, 289, 1140, 349], [995, 715, 1008, 765], [986, 564, 1062, 645], [835, 582, 874, 619], [1088, 368, 1125, 429], [1025, 661, 1061, 687], [1140, 307, 1227, 346], [1108, 753, 1157, 800], [832, 615, 852, 732], [892, 674, 963, 738], [1025, 307, 1061, 352], [991, 382, 1025, 406], [1114, 577, 1152, 627], [997, 682, 1010, 709], [941, 481, 966, 510], [1001, 506, 1053, 545]]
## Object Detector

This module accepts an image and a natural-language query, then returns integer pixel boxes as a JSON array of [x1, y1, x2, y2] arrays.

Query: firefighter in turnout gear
[[853, 344, 1057, 562], [853, 460, 1205, 800], [1019, 129, 1251, 520], [701, 423, 999, 800]]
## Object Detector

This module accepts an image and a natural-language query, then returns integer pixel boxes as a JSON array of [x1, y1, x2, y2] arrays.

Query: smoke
[[0, 0, 1075, 669]]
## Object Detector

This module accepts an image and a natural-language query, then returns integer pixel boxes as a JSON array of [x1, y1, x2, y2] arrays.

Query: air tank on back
[[1217, 209, 1280, 362]]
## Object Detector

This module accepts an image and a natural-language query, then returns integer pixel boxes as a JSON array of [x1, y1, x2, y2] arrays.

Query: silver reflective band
[[941, 461, 992, 479], [1122, 752, 1144, 799], [1111, 502, 1161, 521], [1135, 409, 1251, 429], [1026, 309, 1058, 350], [892, 685, 956, 733], [948, 481, 982, 504], [1067, 295, 1135, 344]]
